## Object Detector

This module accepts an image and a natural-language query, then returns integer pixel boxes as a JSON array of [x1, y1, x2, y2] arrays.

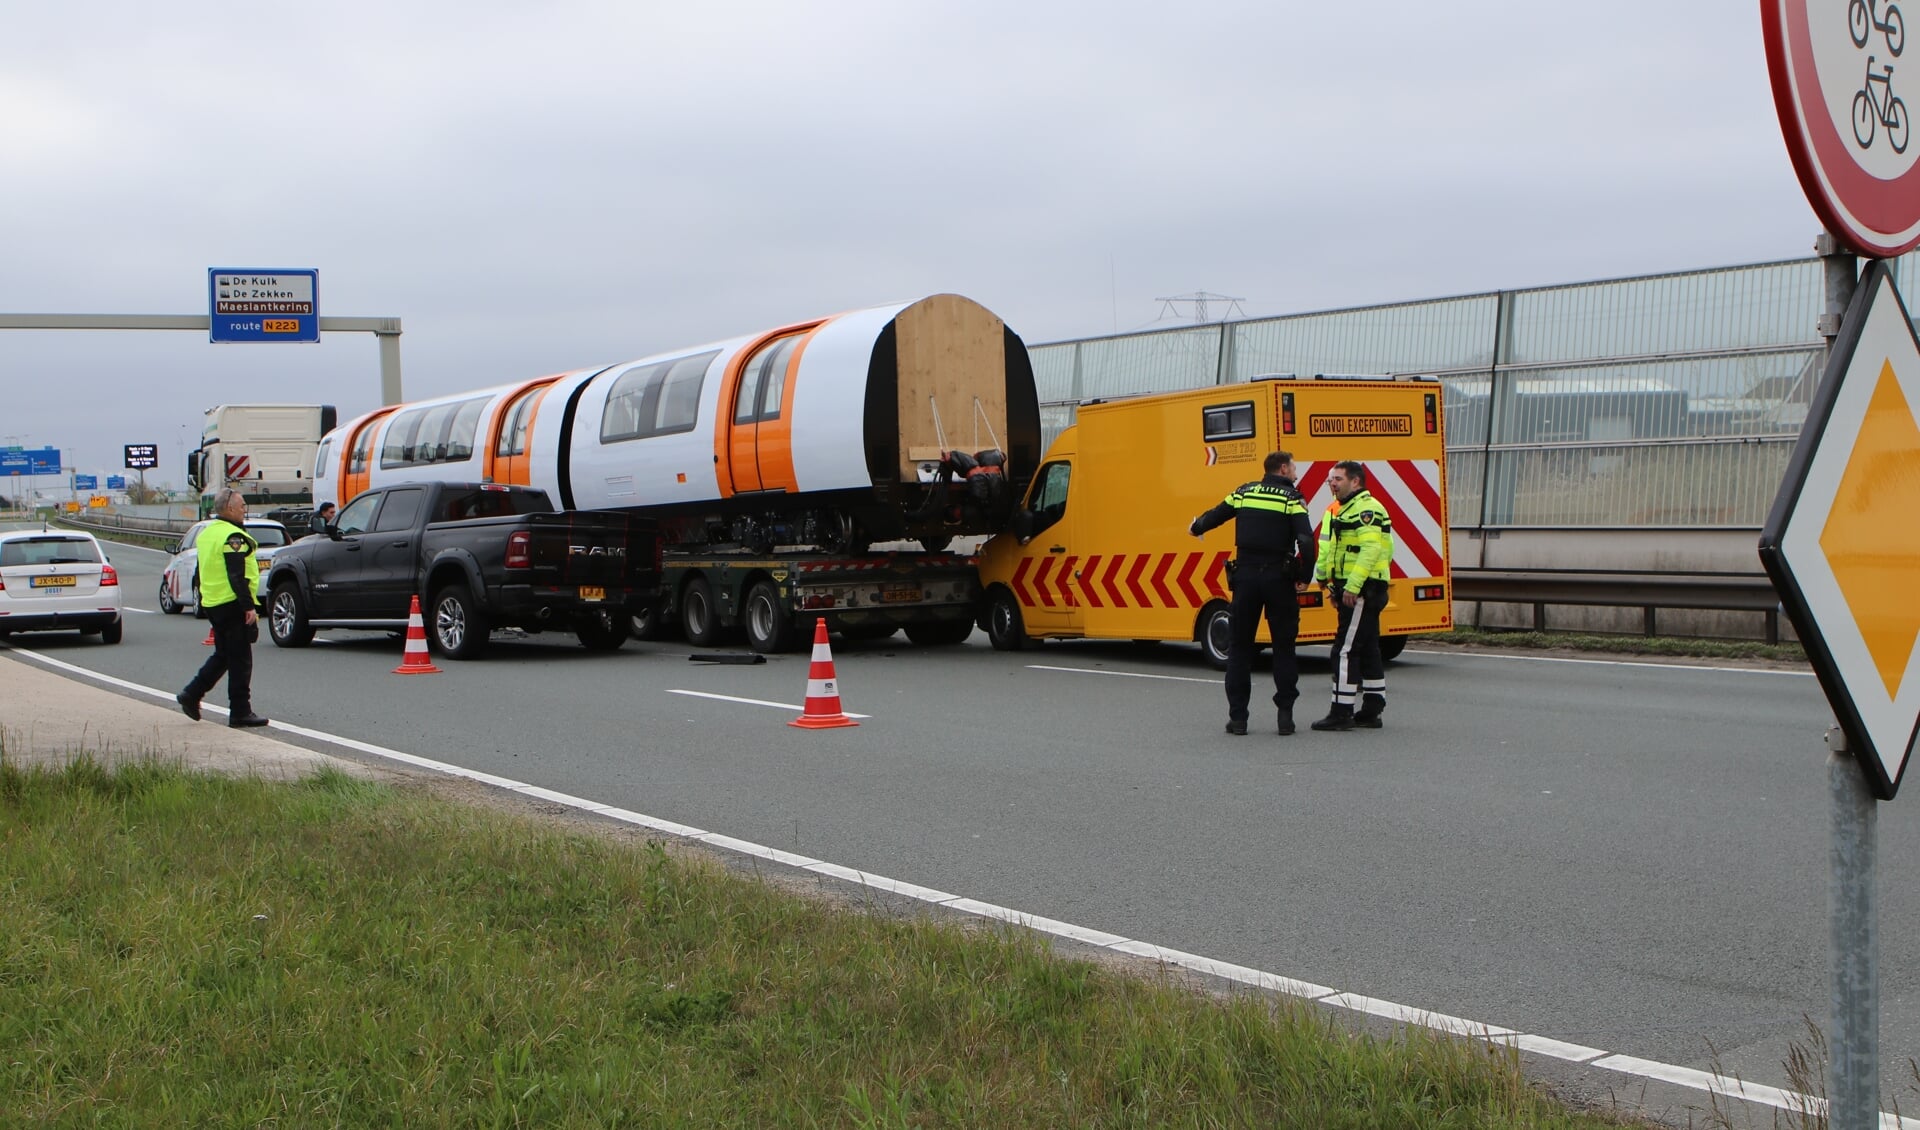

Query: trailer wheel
[[984, 588, 1029, 651], [743, 579, 796, 653], [1198, 602, 1233, 670], [681, 576, 726, 647], [905, 618, 974, 646], [1380, 635, 1407, 663]]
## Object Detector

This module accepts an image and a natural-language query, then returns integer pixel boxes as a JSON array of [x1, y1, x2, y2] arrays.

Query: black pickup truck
[[263, 482, 661, 659]]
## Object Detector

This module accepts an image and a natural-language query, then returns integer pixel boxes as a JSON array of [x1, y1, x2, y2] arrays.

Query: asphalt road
[[12, 530, 1917, 1111]]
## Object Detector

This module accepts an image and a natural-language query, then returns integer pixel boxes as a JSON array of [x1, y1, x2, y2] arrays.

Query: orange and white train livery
[[313, 294, 1043, 552]]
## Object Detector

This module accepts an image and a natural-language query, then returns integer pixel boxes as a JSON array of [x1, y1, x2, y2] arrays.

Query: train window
[[1201, 401, 1256, 442], [380, 408, 426, 468], [757, 336, 799, 421], [349, 425, 376, 475], [412, 403, 458, 464], [498, 392, 536, 457], [313, 439, 333, 480], [733, 359, 764, 424], [444, 398, 487, 462], [655, 351, 715, 434], [602, 361, 671, 443]]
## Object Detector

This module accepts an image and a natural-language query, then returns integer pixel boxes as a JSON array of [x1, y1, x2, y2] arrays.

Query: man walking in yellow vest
[[1311, 461, 1394, 731], [177, 487, 270, 727]]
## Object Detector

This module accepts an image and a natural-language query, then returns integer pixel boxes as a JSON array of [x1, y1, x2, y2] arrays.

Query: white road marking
[[1026, 664, 1220, 684], [1402, 648, 1816, 677], [666, 688, 871, 719], [3, 643, 1896, 1127]]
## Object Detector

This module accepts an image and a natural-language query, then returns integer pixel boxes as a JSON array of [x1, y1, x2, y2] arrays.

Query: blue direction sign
[[106, 476, 126, 490], [72, 474, 98, 491], [209, 268, 319, 343], [0, 447, 62, 475]]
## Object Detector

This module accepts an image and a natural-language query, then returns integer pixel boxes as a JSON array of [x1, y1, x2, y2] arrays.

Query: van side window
[[1027, 461, 1071, 536], [1202, 401, 1256, 442]]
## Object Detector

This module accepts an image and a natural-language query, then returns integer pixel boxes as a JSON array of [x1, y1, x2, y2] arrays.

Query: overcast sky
[[1, 1, 1824, 488]]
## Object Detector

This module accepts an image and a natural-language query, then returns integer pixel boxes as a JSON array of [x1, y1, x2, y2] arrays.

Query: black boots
[[1310, 709, 1354, 732]]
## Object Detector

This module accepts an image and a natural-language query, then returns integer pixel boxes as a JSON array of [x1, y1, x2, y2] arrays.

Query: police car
[[0, 529, 124, 643], [157, 518, 291, 614]]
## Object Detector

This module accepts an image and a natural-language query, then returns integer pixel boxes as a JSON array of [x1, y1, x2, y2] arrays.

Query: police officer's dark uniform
[[177, 496, 270, 728], [1190, 454, 1317, 735]]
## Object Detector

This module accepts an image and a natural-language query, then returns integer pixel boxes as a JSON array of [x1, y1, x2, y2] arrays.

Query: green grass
[[0, 753, 1647, 1129], [1424, 626, 1807, 663]]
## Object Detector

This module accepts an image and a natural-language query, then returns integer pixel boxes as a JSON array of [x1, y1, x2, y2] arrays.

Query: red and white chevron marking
[[224, 454, 251, 481], [1010, 550, 1233, 610], [1294, 459, 1445, 580]]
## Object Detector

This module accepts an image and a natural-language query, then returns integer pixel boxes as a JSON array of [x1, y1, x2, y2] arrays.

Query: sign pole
[[1815, 233, 1877, 1130]]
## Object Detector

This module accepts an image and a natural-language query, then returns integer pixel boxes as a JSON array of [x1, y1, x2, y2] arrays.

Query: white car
[[158, 518, 292, 614], [0, 529, 124, 643]]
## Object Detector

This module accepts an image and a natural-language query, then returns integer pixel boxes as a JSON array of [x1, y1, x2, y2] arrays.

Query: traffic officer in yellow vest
[[1190, 451, 1317, 735], [177, 487, 270, 727], [1311, 460, 1394, 731]]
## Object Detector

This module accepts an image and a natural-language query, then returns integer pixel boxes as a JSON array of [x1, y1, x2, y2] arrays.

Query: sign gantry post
[[1762, 2, 1920, 1125]]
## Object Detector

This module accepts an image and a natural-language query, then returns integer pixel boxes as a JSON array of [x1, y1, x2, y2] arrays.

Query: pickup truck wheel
[[743, 579, 796, 653], [157, 577, 180, 614], [429, 584, 490, 659], [268, 582, 315, 648], [576, 610, 629, 652], [984, 588, 1029, 652], [1198, 602, 1233, 671], [905, 618, 973, 646], [680, 576, 727, 648]]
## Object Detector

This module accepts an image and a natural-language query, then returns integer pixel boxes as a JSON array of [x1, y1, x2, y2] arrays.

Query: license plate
[[579, 585, 605, 602], [31, 575, 76, 588], [879, 585, 922, 604]]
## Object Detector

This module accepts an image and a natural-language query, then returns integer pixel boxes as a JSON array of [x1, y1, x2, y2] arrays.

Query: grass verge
[[1421, 626, 1806, 664], [0, 754, 1644, 1128]]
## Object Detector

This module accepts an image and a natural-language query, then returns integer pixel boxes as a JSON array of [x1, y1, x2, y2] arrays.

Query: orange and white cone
[[393, 594, 443, 675], [789, 619, 858, 729]]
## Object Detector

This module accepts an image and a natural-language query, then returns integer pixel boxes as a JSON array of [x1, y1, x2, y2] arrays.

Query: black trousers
[[1328, 578, 1387, 717], [1225, 561, 1302, 723], [182, 601, 256, 715]]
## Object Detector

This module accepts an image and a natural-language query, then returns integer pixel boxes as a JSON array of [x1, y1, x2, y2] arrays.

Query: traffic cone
[[202, 625, 216, 646], [789, 619, 858, 729], [393, 595, 443, 675]]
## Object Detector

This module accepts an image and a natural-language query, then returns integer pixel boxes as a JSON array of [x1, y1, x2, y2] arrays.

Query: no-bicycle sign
[[1765, 0, 1920, 256]]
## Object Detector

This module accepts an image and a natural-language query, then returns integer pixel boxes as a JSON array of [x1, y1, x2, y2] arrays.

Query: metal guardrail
[[1450, 568, 1783, 642]]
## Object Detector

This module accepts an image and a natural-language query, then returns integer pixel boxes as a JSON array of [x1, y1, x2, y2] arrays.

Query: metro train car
[[311, 295, 1042, 552]]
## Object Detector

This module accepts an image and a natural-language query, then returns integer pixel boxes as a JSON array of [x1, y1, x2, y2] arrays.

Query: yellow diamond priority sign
[[1761, 260, 1920, 799]]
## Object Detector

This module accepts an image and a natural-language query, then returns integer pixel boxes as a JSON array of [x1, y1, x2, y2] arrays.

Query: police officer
[[1190, 451, 1317, 735], [1311, 460, 1394, 731], [177, 487, 270, 728]]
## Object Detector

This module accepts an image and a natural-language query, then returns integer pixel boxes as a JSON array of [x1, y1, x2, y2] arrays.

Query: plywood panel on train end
[[893, 294, 1008, 480]]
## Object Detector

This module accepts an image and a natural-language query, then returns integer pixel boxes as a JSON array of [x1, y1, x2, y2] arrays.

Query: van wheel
[[429, 584, 490, 659], [1380, 636, 1408, 662], [743, 579, 796, 653], [1198, 602, 1233, 670], [681, 576, 726, 647], [268, 583, 314, 647], [985, 589, 1028, 651]]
